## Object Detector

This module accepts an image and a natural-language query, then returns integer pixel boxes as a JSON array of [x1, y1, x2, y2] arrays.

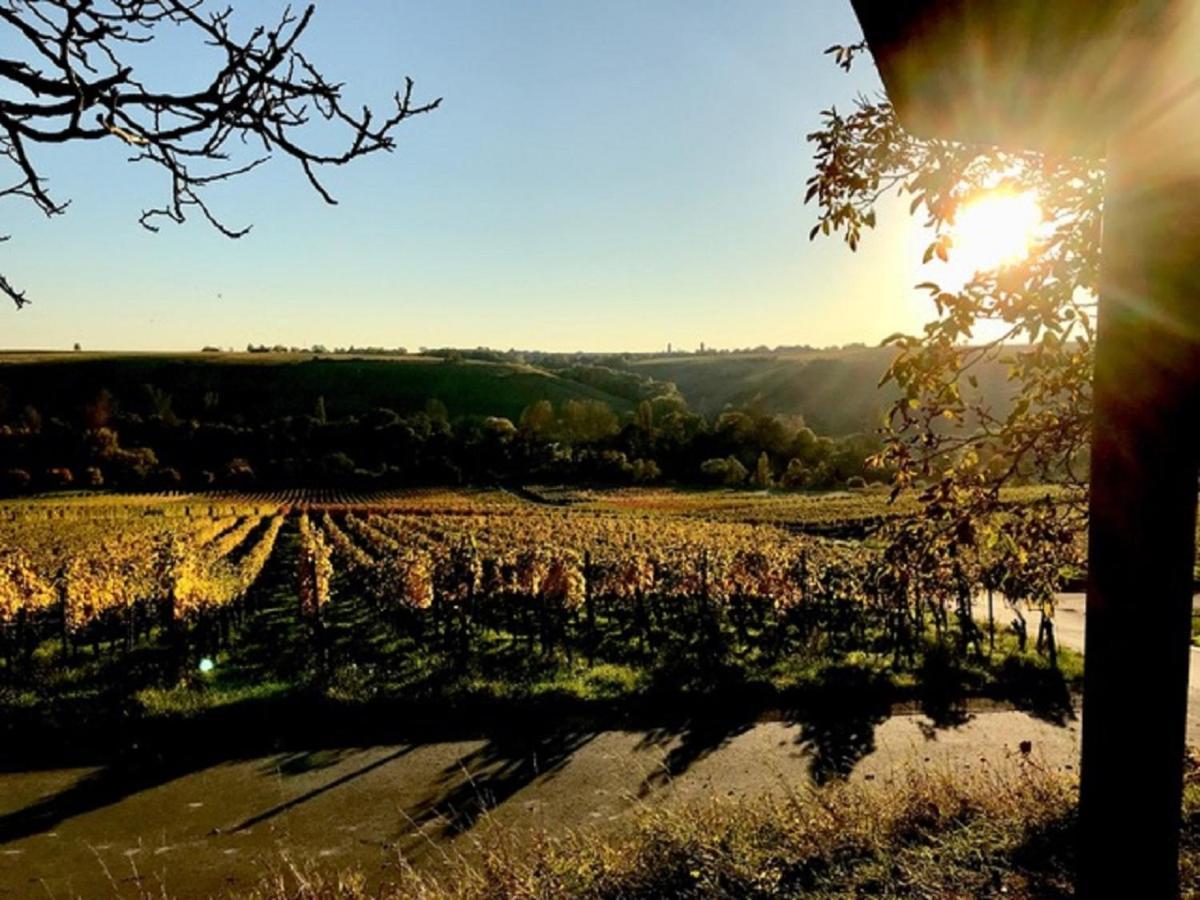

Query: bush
[[44, 467, 74, 490], [781, 457, 808, 489], [224, 457, 256, 488], [152, 466, 184, 490], [631, 458, 661, 483], [700, 455, 748, 487], [1, 468, 31, 494], [482, 416, 517, 440]]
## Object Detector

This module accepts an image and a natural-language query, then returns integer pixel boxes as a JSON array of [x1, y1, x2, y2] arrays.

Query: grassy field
[[0, 345, 1006, 436], [629, 348, 899, 434], [0, 351, 635, 422]]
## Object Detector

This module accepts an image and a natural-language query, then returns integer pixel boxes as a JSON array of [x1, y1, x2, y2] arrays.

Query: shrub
[[631, 458, 661, 483], [224, 457, 256, 487], [700, 455, 748, 486], [152, 466, 184, 490], [1, 468, 31, 494], [44, 467, 74, 490]]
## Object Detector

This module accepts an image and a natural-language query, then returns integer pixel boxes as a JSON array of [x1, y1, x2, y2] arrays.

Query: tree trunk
[[1079, 117, 1200, 898]]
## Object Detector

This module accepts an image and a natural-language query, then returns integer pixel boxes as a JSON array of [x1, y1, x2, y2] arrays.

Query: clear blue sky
[[2, 0, 928, 352]]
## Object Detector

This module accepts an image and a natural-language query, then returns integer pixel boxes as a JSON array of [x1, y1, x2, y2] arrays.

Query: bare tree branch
[[0, 273, 28, 308], [0, 0, 441, 308]]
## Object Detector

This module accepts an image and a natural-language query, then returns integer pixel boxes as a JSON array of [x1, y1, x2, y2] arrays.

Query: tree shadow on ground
[[634, 708, 759, 798], [785, 664, 894, 784], [916, 645, 977, 730], [229, 745, 417, 833], [264, 747, 361, 778], [0, 584, 1080, 854], [1006, 810, 1077, 899], [401, 727, 599, 839], [989, 655, 1077, 726], [0, 668, 1077, 852]]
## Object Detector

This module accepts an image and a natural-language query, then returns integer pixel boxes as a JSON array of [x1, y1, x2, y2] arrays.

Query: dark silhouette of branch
[[0, 272, 28, 308], [0, 0, 441, 307]]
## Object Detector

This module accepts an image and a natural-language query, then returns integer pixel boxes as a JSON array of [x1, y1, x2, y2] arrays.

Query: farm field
[[0, 486, 1079, 742], [0, 485, 1087, 897]]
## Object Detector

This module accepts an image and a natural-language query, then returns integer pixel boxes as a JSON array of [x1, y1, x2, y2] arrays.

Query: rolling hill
[[0, 347, 1017, 435], [629, 346, 1016, 435], [629, 348, 899, 434], [0, 352, 637, 424]]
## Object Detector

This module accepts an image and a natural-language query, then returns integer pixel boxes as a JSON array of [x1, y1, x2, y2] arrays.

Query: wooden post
[[584, 550, 596, 665], [1079, 116, 1200, 896], [987, 587, 995, 654]]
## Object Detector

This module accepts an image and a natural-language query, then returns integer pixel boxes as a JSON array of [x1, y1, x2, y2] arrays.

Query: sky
[[1, 0, 933, 353]]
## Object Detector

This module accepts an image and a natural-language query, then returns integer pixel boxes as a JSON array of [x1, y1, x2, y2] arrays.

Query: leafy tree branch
[[806, 42, 1102, 587]]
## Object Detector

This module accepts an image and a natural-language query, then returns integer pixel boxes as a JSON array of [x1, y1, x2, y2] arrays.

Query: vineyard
[[0, 488, 1079, 721]]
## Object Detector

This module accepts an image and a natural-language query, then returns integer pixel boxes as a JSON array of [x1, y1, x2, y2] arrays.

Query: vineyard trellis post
[[847, 1, 1200, 894], [56, 563, 69, 661], [584, 550, 597, 664]]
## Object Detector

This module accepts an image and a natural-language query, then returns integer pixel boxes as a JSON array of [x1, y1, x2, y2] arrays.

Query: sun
[[951, 189, 1043, 275]]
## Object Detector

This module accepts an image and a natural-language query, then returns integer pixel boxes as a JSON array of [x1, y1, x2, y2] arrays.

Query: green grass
[[133, 613, 1076, 723], [0, 352, 634, 422], [135, 678, 293, 716], [0, 346, 1010, 435], [0, 604, 1079, 745]]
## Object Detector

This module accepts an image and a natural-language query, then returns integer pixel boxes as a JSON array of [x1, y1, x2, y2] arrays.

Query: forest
[[0, 354, 889, 494]]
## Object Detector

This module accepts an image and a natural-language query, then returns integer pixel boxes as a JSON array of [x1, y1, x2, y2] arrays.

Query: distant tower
[[667, 342, 672, 354], [699, 341, 706, 353]]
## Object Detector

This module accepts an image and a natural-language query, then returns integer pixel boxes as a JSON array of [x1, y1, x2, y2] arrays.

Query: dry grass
[[220, 756, 1199, 900]]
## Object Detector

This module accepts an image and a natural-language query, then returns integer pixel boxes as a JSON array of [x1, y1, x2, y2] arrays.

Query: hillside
[[0, 348, 1019, 438], [629, 347, 1015, 435], [0, 352, 636, 423]]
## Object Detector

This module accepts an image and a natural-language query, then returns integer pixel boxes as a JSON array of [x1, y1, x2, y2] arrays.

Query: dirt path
[[976, 591, 1200, 745], [0, 709, 1079, 899]]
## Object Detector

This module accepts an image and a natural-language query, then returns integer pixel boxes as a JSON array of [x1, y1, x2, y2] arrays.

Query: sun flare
[[951, 189, 1043, 275]]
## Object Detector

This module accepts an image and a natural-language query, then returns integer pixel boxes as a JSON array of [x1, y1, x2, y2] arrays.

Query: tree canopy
[[804, 41, 1100, 604]]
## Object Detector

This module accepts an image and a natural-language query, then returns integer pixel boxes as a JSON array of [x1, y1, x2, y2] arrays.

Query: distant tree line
[[230, 342, 876, 364], [0, 384, 887, 495], [245, 344, 408, 356]]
